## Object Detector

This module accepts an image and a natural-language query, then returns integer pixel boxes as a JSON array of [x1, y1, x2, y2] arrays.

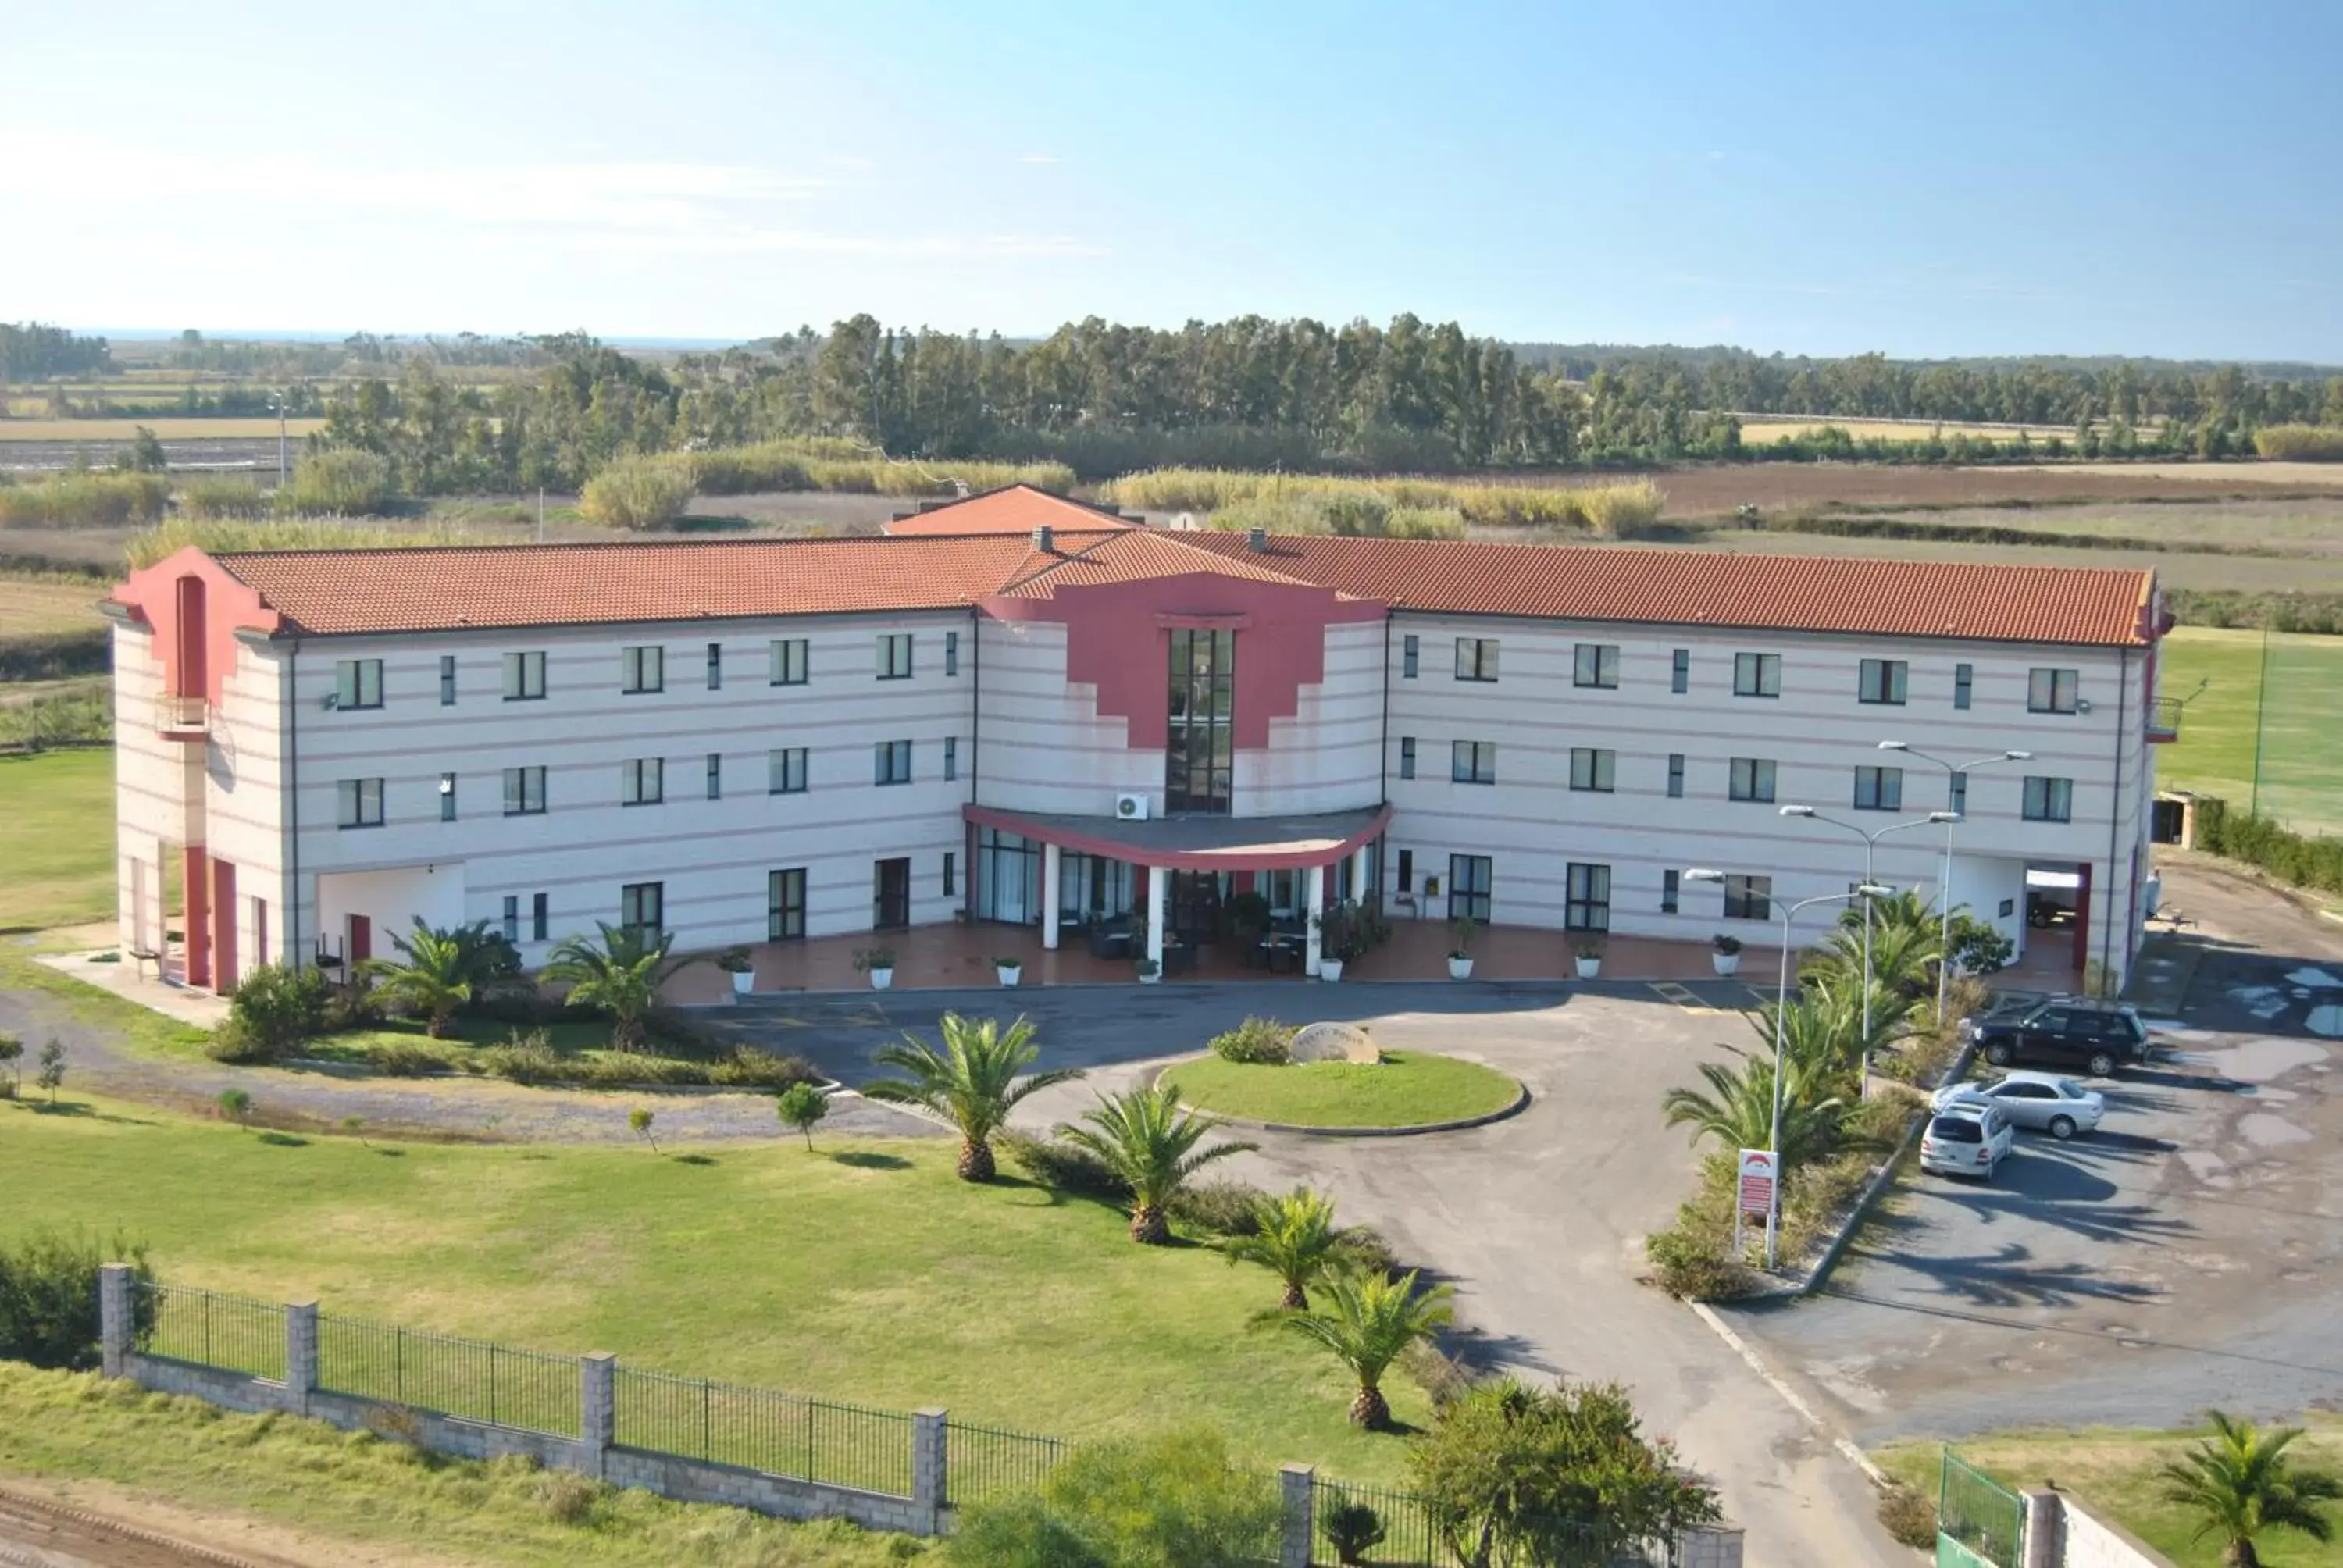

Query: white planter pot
[[1318, 958, 1345, 982], [996, 965, 1022, 988], [1447, 956, 1475, 980], [1712, 953, 1739, 977], [869, 968, 895, 991], [1137, 970, 1162, 985], [1574, 957, 1601, 979], [729, 970, 753, 997]]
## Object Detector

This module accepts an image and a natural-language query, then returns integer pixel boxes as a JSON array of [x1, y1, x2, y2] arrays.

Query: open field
[[0, 573, 108, 632], [1736, 415, 2072, 444], [1877, 1420, 2343, 1568], [0, 417, 326, 442], [0, 1091, 1428, 1481], [0, 749, 116, 931], [1553, 461, 2343, 517], [1159, 1050, 1521, 1128], [2156, 625, 2343, 835], [1622, 526, 2343, 593]]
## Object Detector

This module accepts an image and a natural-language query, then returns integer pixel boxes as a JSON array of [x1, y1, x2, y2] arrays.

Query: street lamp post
[[1778, 805, 1956, 1092], [1877, 743, 2033, 1022], [266, 390, 291, 489], [1683, 870, 1891, 1270]]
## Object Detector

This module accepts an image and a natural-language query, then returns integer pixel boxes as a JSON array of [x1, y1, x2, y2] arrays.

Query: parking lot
[[1731, 857, 2343, 1444]]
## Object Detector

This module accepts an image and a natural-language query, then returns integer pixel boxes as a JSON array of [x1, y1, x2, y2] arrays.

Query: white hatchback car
[[1933, 1071, 2106, 1141], [1920, 1103, 2015, 1179]]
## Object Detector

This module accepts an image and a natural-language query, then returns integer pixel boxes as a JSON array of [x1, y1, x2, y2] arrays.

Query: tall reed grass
[[124, 518, 480, 569], [0, 472, 170, 529], [1119, 469, 1667, 539], [580, 455, 696, 530], [2252, 424, 2343, 461], [600, 442, 1075, 508], [280, 450, 395, 515]]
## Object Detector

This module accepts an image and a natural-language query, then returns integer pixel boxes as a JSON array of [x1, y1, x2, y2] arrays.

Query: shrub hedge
[[2195, 797, 2343, 896]]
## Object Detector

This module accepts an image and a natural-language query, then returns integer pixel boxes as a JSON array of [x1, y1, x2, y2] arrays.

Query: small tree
[[0, 1031, 20, 1096], [34, 1039, 66, 1104], [1056, 1085, 1257, 1244], [546, 924, 682, 1049], [217, 963, 332, 1062], [777, 1082, 828, 1150], [864, 1014, 1084, 1182], [217, 1088, 252, 1128], [1278, 1268, 1454, 1428], [627, 1107, 658, 1153], [2159, 1410, 2341, 1567], [1222, 1188, 1354, 1310], [1321, 1501, 1387, 1566], [357, 919, 475, 1038], [341, 1114, 369, 1148]]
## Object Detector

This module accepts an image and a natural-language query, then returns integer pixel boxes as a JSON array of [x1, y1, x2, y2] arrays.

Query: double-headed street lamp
[[1778, 804, 1958, 1092], [1683, 871, 1892, 1269], [1877, 743, 2033, 1023]]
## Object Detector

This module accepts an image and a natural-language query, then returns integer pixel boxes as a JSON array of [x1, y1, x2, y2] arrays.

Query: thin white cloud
[[1017, 154, 1061, 165]]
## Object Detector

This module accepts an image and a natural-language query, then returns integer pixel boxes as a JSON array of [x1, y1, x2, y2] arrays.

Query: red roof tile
[[991, 529, 1348, 599], [881, 483, 1137, 536], [1179, 533, 2156, 647]]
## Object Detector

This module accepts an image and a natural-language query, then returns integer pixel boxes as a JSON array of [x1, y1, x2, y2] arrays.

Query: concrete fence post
[[98, 1263, 134, 1381], [284, 1301, 318, 1417], [1678, 1526, 1746, 1568], [1278, 1463, 1314, 1568], [580, 1354, 617, 1481], [913, 1408, 948, 1534], [2022, 1489, 2063, 1568]]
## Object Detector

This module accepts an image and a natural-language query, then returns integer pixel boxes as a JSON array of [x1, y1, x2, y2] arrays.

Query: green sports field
[[2158, 626, 2343, 836]]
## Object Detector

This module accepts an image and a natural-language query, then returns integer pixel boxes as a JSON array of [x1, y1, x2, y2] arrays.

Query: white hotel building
[[104, 486, 2174, 992]]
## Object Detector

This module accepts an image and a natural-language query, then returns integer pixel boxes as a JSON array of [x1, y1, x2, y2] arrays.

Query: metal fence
[[945, 1418, 1071, 1507], [613, 1367, 912, 1496], [1311, 1476, 1678, 1568], [317, 1313, 580, 1438], [1938, 1449, 2024, 1568], [139, 1283, 286, 1381]]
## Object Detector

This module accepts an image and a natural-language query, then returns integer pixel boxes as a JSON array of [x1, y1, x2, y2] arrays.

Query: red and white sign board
[[1737, 1149, 1777, 1217]]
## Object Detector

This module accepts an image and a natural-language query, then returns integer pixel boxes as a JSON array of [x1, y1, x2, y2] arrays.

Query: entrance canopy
[[963, 802, 1391, 871]]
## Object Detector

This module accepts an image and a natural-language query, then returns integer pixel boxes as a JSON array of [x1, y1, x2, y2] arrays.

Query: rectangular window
[[944, 736, 958, 782], [945, 631, 960, 676], [943, 851, 957, 896], [334, 659, 383, 710], [1723, 873, 1773, 921], [502, 765, 547, 816], [438, 771, 457, 821], [769, 637, 809, 686], [2023, 775, 2074, 822], [1667, 753, 1685, 798], [1953, 662, 1974, 711], [1446, 853, 1492, 923], [501, 895, 519, 945], [1451, 740, 1497, 785], [1399, 736, 1417, 780], [621, 757, 664, 806], [619, 882, 663, 944], [874, 739, 912, 786], [531, 893, 548, 943], [877, 633, 913, 680], [1165, 627, 1234, 814], [1853, 764, 1904, 811], [707, 751, 722, 800], [706, 641, 722, 690], [1732, 651, 1781, 697], [439, 655, 457, 706], [1949, 771, 1968, 817], [1858, 658, 1909, 705], [1572, 643, 1621, 689], [1568, 747, 1616, 792], [1403, 635, 1420, 679], [769, 747, 808, 794], [1396, 849, 1415, 896], [1454, 637, 1500, 682], [768, 869, 806, 940], [1728, 757, 1777, 803], [1661, 868, 1681, 914], [503, 650, 547, 700], [337, 777, 383, 829], [1564, 862, 1611, 932], [622, 644, 663, 694], [1671, 647, 1690, 695], [2028, 668, 2080, 714]]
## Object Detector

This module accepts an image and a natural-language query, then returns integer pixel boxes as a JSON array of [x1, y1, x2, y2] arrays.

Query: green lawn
[[0, 1362, 926, 1566], [2159, 626, 2343, 836], [1877, 1420, 2343, 1568], [0, 747, 115, 932], [0, 1092, 1426, 1481], [1159, 1050, 1521, 1128]]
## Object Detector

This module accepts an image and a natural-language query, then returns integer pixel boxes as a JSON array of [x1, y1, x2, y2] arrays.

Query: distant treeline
[[1, 323, 111, 378]]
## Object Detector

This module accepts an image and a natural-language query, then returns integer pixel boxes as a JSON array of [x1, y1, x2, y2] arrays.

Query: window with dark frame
[[1728, 757, 1777, 803], [1723, 873, 1773, 921], [706, 752, 722, 799], [2023, 775, 2074, 821], [1402, 635, 1420, 679], [1451, 740, 1497, 785], [2028, 668, 2080, 714], [1567, 747, 1615, 792], [334, 659, 383, 710], [1399, 736, 1417, 779], [1858, 658, 1908, 705], [439, 771, 457, 821], [1396, 848, 1414, 896], [1564, 862, 1611, 931], [1854, 764, 1904, 811], [501, 895, 519, 944], [878, 633, 913, 680], [621, 757, 664, 806], [1671, 647, 1690, 694], [768, 868, 806, 940], [874, 739, 912, 786], [531, 893, 548, 943], [1949, 771, 1968, 817], [503, 765, 546, 815], [769, 638, 809, 686], [439, 655, 457, 705], [1732, 651, 1781, 697], [503, 650, 547, 700], [943, 851, 956, 896], [1165, 627, 1234, 814], [1446, 853, 1492, 922], [1455, 637, 1500, 682], [945, 631, 959, 676], [1572, 643, 1621, 689], [944, 736, 958, 782], [621, 644, 664, 694], [1667, 753, 1685, 798], [1953, 662, 1974, 711], [337, 778, 383, 828], [1661, 868, 1681, 914], [706, 641, 722, 690], [620, 882, 664, 944]]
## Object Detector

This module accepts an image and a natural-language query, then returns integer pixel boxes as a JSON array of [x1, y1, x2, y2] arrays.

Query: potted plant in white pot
[[1447, 915, 1478, 981], [718, 946, 754, 999], [1710, 933, 1742, 977], [854, 946, 897, 991], [1573, 936, 1603, 980], [993, 954, 1023, 988], [1133, 955, 1162, 985]]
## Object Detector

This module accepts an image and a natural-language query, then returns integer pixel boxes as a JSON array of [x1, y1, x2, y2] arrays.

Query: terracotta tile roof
[[991, 529, 1346, 599], [1179, 533, 2156, 647], [881, 483, 1137, 536]]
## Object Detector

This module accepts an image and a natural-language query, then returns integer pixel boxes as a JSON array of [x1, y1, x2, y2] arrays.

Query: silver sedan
[[1934, 1071, 2105, 1139]]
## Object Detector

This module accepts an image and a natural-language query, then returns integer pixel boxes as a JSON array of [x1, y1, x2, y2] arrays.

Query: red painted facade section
[[112, 547, 283, 706], [982, 572, 1384, 752], [965, 802, 1393, 872], [182, 845, 212, 989], [211, 858, 238, 992]]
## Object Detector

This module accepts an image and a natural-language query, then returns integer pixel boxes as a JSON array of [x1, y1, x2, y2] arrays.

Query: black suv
[[1958, 998, 2149, 1078]]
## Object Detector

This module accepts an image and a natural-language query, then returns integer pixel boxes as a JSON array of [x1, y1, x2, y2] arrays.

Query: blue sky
[[3, 0, 2338, 360]]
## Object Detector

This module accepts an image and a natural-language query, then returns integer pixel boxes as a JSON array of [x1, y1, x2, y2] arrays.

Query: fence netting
[[613, 1367, 912, 1495], [1938, 1449, 2024, 1568]]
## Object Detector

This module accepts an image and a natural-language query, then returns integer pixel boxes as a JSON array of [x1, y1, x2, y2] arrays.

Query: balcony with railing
[[157, 694, 211, 740], [2145, 696, 2182, 743]]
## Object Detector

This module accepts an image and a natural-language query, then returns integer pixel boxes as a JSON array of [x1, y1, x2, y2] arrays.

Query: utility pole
[[267, 390, 290, 489]]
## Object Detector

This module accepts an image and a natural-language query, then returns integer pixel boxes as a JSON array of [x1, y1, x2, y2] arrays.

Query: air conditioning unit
[[1114, 793, 1150, 822]]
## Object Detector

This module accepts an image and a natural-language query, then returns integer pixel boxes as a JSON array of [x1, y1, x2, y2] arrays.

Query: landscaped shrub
[[1166, 1178, 1266, 1237], [0, 1231, 155, 1370], [1207, 1016, 1294, 1065], [363, 1039, 451, 1077], [997, 1130, 1129, 1200], [2198, 797, 2343, 896], [949, 1427, 1278, 1568], [176, 477, 272, 519], [580, 454, 696, 530], [1642, 1216, 1753, 1302], [1876, 1481, 1937, 1548], [281, 450, 396, 515], [211, 963, 331, 1062], [704, 1044, 819, 1090], [480, 1031, 565, 1084]]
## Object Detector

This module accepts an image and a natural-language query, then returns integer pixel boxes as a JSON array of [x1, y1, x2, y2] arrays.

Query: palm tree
[[1660, 1055, 1845, 1169], [862, 1014, 1083, 1181], [1223, 1188, 1357, 1310], [1760, 978, 1898, 1084], [356, 919, 474, 1038], [1057, 1085, 1257, 1244], [1804, 892, 1944, 1014], [2159, 1410, 2341, 1567], [544, 923, 680, 1050], [1278, 1268, 1455, 1428]]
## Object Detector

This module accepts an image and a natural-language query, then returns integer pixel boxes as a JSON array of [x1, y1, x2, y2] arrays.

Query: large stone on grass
[[1288, 1021, 1379, 1064]]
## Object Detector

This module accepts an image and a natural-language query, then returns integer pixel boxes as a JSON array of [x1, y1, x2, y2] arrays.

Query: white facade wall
[[1239, 619, 1385, 817], [112, 623, 189, 957], [972, 619, 1156, 815], [1380, 614, 2155, 982]]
